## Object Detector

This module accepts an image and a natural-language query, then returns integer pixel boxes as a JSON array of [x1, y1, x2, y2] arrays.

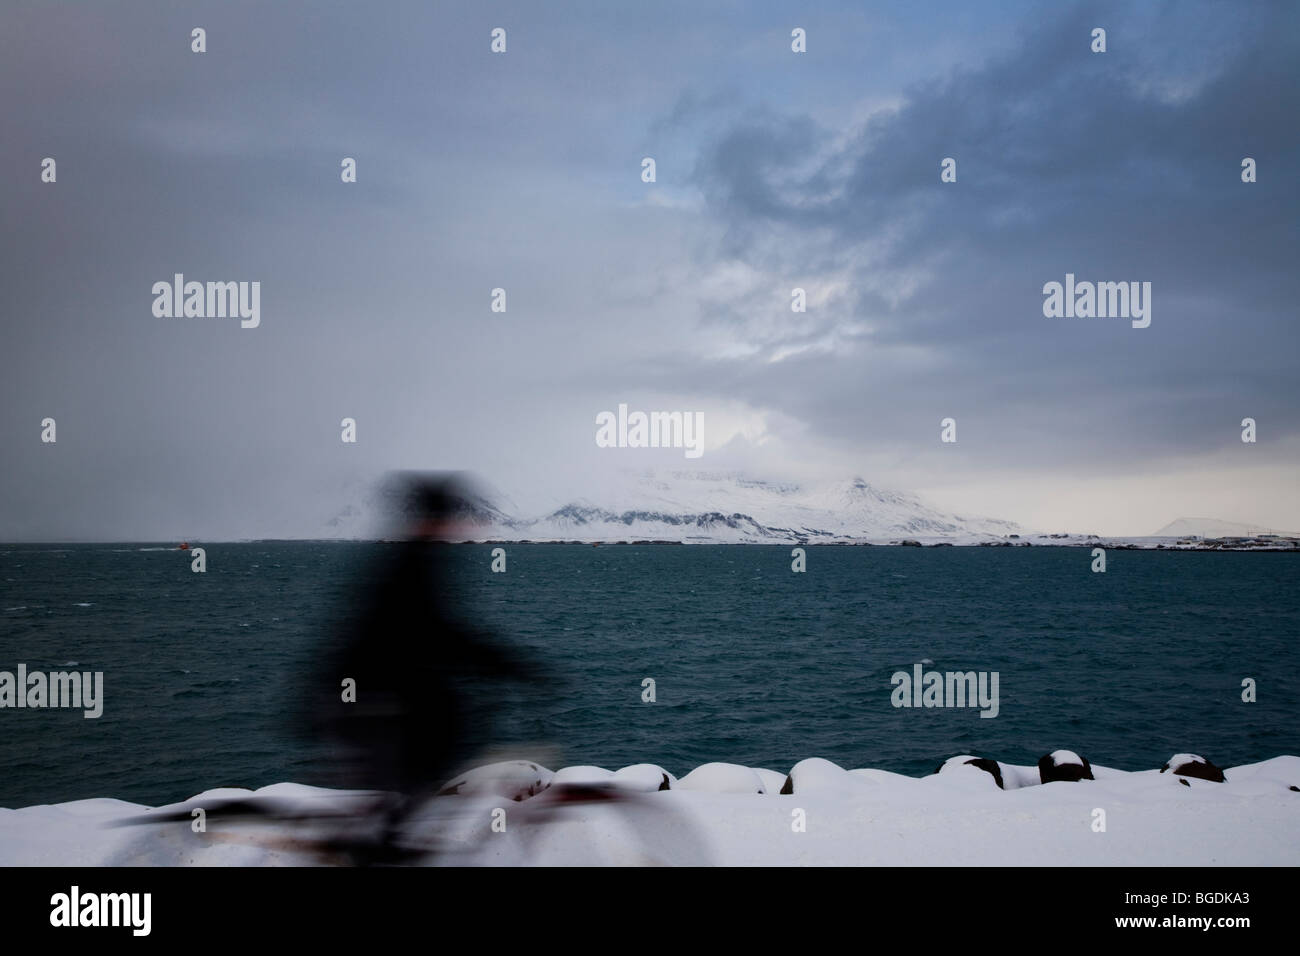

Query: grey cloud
[[684, 1, 1299, 464]]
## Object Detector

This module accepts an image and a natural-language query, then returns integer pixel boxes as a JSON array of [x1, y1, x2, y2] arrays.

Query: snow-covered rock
[[1038, 750, 1094, 783], [935, 755, 1005, 789], [995, 763, 1042, 790], [1160, 754, 1226, 783], [677, 762, 768, 794], [549, 766, 615, 787], [780, 757, 856, 795], [610, 764, 675, 792], [436, 761, 553, 800]]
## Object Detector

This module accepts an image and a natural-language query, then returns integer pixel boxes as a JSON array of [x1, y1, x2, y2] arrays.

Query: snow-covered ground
[[3, 754, 1296, 866]]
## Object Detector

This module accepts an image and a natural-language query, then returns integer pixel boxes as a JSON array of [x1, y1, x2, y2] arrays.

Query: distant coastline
[[6, 536, 1298, 551]]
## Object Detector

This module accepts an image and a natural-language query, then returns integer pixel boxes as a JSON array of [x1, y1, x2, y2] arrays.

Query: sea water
[[1, 543, 1295, 807]]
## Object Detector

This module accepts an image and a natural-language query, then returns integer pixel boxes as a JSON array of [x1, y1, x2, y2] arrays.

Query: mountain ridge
[[327, 471, 1021, 543], [1150, 517, 1297, 538]]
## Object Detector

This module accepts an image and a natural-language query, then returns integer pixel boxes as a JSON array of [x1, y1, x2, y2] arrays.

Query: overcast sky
[[2, 0, 1297, 540]]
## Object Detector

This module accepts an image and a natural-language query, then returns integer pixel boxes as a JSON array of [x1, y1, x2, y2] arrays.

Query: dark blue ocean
[[1, 543, 1296, 808]]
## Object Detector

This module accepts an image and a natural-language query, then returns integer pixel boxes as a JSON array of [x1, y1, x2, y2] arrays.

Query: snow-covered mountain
[[1150, 517, 1296, 539], [463, 472, 1019, 543]]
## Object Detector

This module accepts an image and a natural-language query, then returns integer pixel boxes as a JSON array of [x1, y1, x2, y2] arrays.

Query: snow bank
[[2, 754, 1297, 866]]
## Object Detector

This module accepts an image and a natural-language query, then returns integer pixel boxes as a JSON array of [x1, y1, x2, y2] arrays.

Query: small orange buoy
[[178, 541, 190, 550]]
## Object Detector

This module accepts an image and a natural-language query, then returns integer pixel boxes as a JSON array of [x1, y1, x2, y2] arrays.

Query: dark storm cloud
[[686, 1, 1300, 464]]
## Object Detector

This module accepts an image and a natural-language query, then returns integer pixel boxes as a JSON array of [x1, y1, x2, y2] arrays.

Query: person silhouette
[[307, 473, 540, 860]]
